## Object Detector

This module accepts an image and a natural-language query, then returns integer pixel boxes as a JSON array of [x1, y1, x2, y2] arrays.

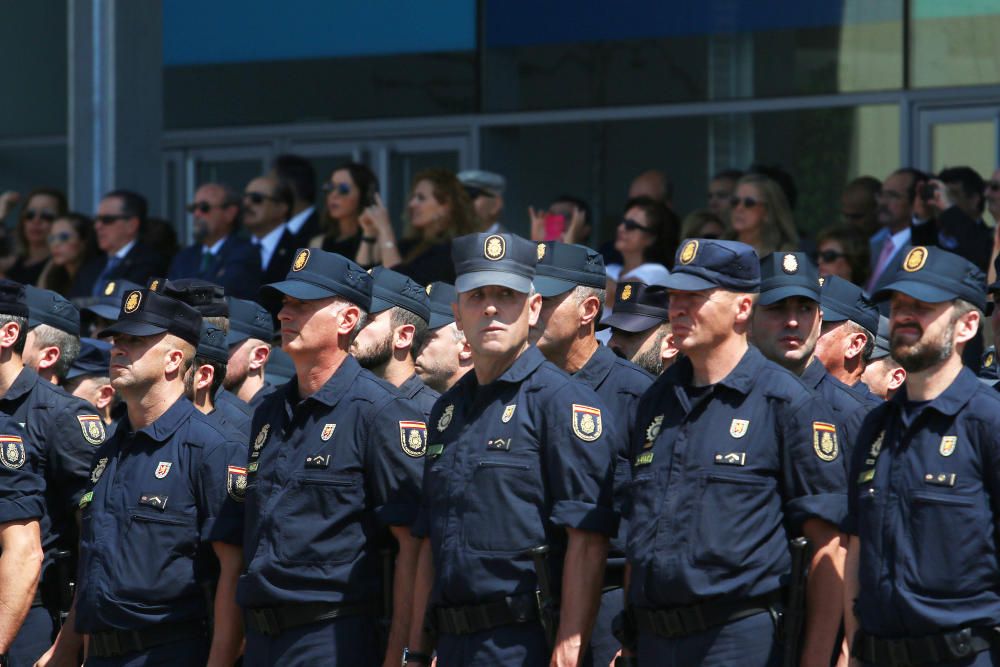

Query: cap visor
[[870, 347, 890, 360], [662, 272, 719, 292], [369, 295, 395, 314], [873, 279, 957, 304], [226, 329, 252, 348], [97, 320, 169, 339], [533, 275, 577, 298], [259, 280, 338, 305], [83, 304, 121, 321], [820, 304, 852, 323], [758, 286, 820, 307], [455, 271, 532, 294], [428, 311, 455, 329], [599, 312, 664, 333]]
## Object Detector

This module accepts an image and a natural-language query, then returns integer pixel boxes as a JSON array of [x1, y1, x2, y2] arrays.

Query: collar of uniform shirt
[[673, 345, 761, 395], [483, 345, 546, 385], [2, 365, 41, 402], [889, 365, 980, 418], [800, 357, 828, 390], [573, 343, 617, 386], [126, 396, 194, 443], [282, 354, 363, 407]]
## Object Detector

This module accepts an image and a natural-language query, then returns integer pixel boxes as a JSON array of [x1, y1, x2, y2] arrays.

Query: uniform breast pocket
[[906, 490, 990, 596], [692, 472, 773, 571], [463, 460, 545, 554], [275, 472, 365, 565], [624, 474, 657, 558], [118, 509, 197, 600]]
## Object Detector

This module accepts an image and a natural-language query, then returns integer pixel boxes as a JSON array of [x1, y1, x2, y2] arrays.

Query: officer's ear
[[733, 292, 755, 325], [394, 323, 416, 351], [36, 344, 61, 371], [953, 306, 980, 346], [660, 325, 680, 366], [95, 383, 116, 410], [887, 365, 906, 393], [248, 342, 271, 371], [527, 291, 542, 327], [451, 301, 464, 332], [0, 320, 21, 352], [578, 293, 602, 328], [336, 303, 362, 336], [194, 363, 214, 391], [844, 330, 868, 361]]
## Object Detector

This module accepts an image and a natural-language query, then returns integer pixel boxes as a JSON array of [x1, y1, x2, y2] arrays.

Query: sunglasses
[[817, 249, 847, 263], [322, 182, 352, 196], [24, 209, 56, 222], [243, 192, 278, 205], [186, 201, 226, 214], [620, 218, 653, 233], [94, 214, 129, 225], [47, 231, 74, 244], [730, 196, 762, 209]]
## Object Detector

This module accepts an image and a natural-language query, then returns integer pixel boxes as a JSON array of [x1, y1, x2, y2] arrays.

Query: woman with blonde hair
[[726, 174, 798, 256]]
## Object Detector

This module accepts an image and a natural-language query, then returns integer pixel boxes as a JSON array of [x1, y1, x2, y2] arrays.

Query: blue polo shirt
[[846, 366, 1000, 637], [215, 387, 253, 440], [0, 417, 46, 527], [238, 354, 427, 608], [627, 346, 847, 609], [397, 372, 440, 421], [75, 397, 246, 632], [413, 346, 619, 606]]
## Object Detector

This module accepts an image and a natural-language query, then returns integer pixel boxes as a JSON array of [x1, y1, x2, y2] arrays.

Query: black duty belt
[[433, 592, 540, 636], [633, 590, 783, 639], [89, 619, 207, 658], [853, 627, 1000, 666], [245, 600, 378, 638]]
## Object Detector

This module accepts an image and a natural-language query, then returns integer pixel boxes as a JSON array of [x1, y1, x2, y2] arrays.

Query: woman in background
[[310, 162, 378, 259], [726, 174, 798, 257], [4, 188, 67, 284], [38, 213, 97, 296]]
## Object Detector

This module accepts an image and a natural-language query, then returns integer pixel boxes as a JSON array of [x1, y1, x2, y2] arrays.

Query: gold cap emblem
[[292, 249, 310, 271], [782, 253, 798, 274], [537, 243, 546, 261], [621, 284, 633, 301], [903, 246, 928, 272], [679, 240, 698, 265], [484, 235, 505, 261], [123, 291, 141, 314], [104, 281, 116, 296], [426, 283, 432, 295], [149, 279, 160, 291]]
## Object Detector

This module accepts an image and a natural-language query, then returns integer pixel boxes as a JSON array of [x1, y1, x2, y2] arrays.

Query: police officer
[[351, 266, 440, 418], [751, 252, 878, 448], [184, 321, 245, 441], [860, 316, 907, 400], [602, 281, 678, 375], [224, 297, 275, 408], [619, 239, 847, 667], [414, 282, 472, 394], [79, 279, 142, 338], [530, 240, 652, 667], [239, 248, 427, 666], [814, 275, 881, 395], [23, 286, 81, 386], [407, 232, 619, 667], [0, 280, 104, 665], [845, 246, 1000, 666], [62, 338, 118, 428], [59, 287, 247, 666]]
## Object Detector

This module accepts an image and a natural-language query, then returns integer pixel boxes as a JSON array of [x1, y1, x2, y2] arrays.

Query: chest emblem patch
[[400, 421, 428, 458], [78, 415, 106, 446], [0, 435, 25, 469], [320, 423, 336, 441], [227, 465, 248, 502], [572, 404, 603, 442], [939, 436, 957, 457], [252, 424, 271, 455], [154, 461, 172, 479], [729, 419, 750, 439], [812, 422, 839, 462], [91, 457, 109, 484], [645, 415, 664, 444], [502, 404, 516, 423], [437, 405, 454, 432]]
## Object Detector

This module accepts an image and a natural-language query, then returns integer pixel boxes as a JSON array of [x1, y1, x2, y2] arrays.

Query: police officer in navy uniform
[[618, 239, 847, 667], [62, 338, 119, 430], [414, 282, 473, 394], [23, 286, 82, 387], [861, 315, 908, 400], [603, 281, 678, 375], [530, 240, 652, 667], [239, 248, 427, 666], [0, 280, 105, 665], [47, 287, 247, 666], [845, 246, 1000, 666], [224, 297, 275, 408], [79, 279, 142, 338], [351, 266, 440, 418], [406, 232, 619, 667], [814, 275, 883, 403], [752, 252, 878, 449], [184, 322, 246, 441], [0, 416, 45, 667]]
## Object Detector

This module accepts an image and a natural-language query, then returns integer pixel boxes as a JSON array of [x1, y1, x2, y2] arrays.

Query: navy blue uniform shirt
[[627, 346, 847, 609], [846, 367, 1000, 636], [75, 397, 246, 632], [0, 366, 105, 552], [801, 358, 878, 456], [238, 355, 427, 608], [397, 373, 440, 421], [414, 346, 619, 606], [215, 387, 253, 440], [0, 418, 46, 527]]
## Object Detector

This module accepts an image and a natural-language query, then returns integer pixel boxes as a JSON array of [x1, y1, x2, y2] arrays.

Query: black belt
[[633, 590, 783, 639], [853, 627, 1000, 666], [245, 600, 378, 638], [89, 619, 206, 658], [433, 592, 540, 636]]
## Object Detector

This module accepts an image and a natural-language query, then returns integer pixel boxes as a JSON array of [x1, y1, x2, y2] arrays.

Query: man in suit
[[242, 174, 298, 286], [270, 154, 319, 246], [168, 183, 260, 299], [930, 166, 993, 271], [70, 190, 169, 298]]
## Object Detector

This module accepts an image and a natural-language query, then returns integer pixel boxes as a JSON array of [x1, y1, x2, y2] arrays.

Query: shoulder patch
[[227, 465, 248, 502], [0, 435, 25, 469], [77, 415, 106, 446], [400, 421, 427, 458], [572, 404, 603, 442], [812, 421, 839, 462]]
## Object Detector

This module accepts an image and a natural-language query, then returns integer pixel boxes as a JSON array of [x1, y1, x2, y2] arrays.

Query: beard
[[630, 327, 670, 375], [354, 335, 393, 370], [892, 319, 954, 373]]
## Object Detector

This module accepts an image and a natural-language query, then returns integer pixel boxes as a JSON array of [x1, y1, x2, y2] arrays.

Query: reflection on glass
[[931, 121, 995, 177], [912, 0, 1000, 88]]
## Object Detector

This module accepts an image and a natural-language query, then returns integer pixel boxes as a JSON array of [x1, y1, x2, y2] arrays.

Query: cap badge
[[986, 351, 995, 369], [679, 240, 698, 265], [292, 249, 310, 272], [537, 243, 546, 261], [123, 291, 141, 314], [149, 279, 160, 291], [621, 284, 633, 301], [818, 276, 825, 287], [572, 404, 603, 442], [104, 281, 116, 296], [940, 435, 957, 457], [903, 246, 928, 272], [782, 253, 799, 274], [484, 234, 506, 261], [426, 284, 433, 295], [729, 418, 749, 438]]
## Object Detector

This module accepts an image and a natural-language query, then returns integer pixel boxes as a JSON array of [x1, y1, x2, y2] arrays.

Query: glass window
[[911, 1, 1000, 88]]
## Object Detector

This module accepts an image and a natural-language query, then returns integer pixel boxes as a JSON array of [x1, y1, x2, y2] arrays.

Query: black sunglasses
[[186, 201, 227, 214], [47, 231, 74, 244], [243, 192, 278, 205], [24, 209, 56, 222], [730, 196, 762, 209], [620, 218, 653, 233], [321, 182, 352, 196], [94, 214, 129, 225], [817, 249, 847, 263]]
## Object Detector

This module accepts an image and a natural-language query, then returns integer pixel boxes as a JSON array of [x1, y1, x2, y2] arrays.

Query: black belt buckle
[[249, 607, 281, 637], [944, 627, 973, 659]]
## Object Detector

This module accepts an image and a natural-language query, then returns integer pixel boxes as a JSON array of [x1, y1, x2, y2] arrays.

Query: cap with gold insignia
[[226, 297, 274, 347], [0, 279, 29, 318], [83, 279, 143, 321], [599, 282, 669, 333], [451, 232, 537, 293], [664, 239, 760, 292], [369, 266, 431, 323], [758, 252, 819, 306], [66, 338, 111, 380], [196, 321, 229, 364], [259, 248, 372, 312], [25, 285, 80, 335], [821, 275, 879, 336], [534, 241, 606, 297], [873, 245, 986, 311], [154, 278, 228, 317], [978, 345, 999, 384], [97, 288, 202, 347], [426, 282, 458, 329]]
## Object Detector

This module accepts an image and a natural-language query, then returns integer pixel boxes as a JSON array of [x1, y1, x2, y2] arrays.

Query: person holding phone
[[311, 162, 379, 260]]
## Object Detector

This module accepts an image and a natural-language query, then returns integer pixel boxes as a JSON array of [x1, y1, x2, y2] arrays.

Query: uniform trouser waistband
[[633, 590, 784, 639], [433, 592, 541, 636], [245, 600, 379, 638], [89, 618, 207, 658], [853, 627, 1000, 666]]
